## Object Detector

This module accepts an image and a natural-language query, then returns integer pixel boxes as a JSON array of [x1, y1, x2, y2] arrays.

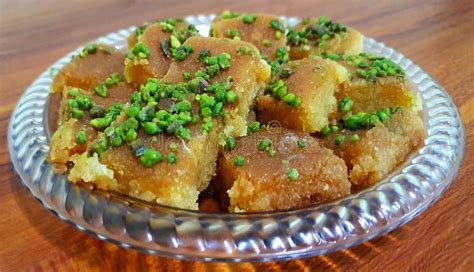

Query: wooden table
[[1, 0, 473, 270]]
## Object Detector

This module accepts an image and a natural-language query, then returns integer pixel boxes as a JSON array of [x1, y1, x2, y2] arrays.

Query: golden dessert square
[[163, 36, 271, 137], [288, 16, 363, 60], [60, 76, 228, 210], [216, 126, 351, 212], [91, 118, 223, 210], [319, 108, 425, 188], [333, 52, 420, 114], [49, 82, 136, 171], [51, 44, 126, 93], [256, 57, 349, 133], [211, 12, 288, 62], [124, 19, 198, 84]]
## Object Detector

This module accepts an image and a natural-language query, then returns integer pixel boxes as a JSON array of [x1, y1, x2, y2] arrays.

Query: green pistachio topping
[[222, 10, 240, 19], [242, 15, 256, 24], [297, 139, 305, 149], [79, 43, 97, 57], [269, 19, 285, 32], [248, 121, 261, 133], [236, 46, 258, 57], [262, 39, 272, 47], [321, 125, 331, 137], [335, 135, 346, 145], [275, 30, 282, 40], [351, 134, 360, 142], [339, 96, 353, 113], [288, 168, 299, 181], [343, 107, 395, 130], [75, 48, 242, 168], [105, 73, 121, 87], [226, 29, 240, 40], [68, 94, 93, 119], [169, 143, 178, 151], [183, 72, 192, 80], [258, 138, 272, 151], [68, 87, 81, 97], [128, 42, 150, 59], [234, 155, 245, 166], [170, 35, 181, 49], [171, 44, 193, 61], [93, 134, 108, 155], [226, 136, 237, 150], [167, 152, 177, 164], [94, 84, 108, 97], [267, 79, 301, 107], [287, 16, 347, 48], [225, 91, 238, 103], [343, 52, 406, 82], [140, 148, 163, 167], [75, 131, 87, 144]]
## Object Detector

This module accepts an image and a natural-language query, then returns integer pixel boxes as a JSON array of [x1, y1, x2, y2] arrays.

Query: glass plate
[[7, 15, 465, 262]]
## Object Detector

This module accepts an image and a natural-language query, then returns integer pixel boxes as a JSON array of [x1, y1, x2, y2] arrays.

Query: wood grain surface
[[1, 0, 473, 271]]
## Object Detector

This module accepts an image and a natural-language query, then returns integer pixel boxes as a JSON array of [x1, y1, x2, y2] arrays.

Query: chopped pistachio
[[167, 152, 177, 164], [351, 134, 360, 142], [297, 139, 305, 149], [242, 15, 256, 24], [321, 125, 331, 137], [170, 35, 181, 48], [140, 148, 163, 167], [94, 84, 108, 97], [262, 39, 272, 47], [75, 131, 87, 144], [258, 138, 272, 151], [335, 135, 346, 145], [234, 155, 245, 166], [226, 136, 237, 150], [288, 168, 299, 181], [248, 121, 260, 133], [222, 10, 240, 19]]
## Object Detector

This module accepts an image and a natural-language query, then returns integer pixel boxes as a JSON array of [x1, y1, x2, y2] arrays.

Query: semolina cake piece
[[51, 44, 125, 93], [331, 52, 420, 114], [64, 78, 227, 210], [124, 19, 199, 84], [216, 127, 351, 212], [95, 121, 223, 210], [256, 57, 349, 133], [163, 36, 271, 137], [288, 16, 363, 60], [318, 108, 425, 188], [211, 13, 288, 62], [49, 82, 135, 171]]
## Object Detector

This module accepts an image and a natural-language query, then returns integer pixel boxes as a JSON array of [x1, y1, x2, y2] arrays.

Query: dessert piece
[[163, 36, 271, 137], [318, 108, 425, 188], [327, 52, 420, 114], [211, 12, 288, 62], [216, 126, 351, 212], [61, 77, 228, 210], [49, 81, 135, 171], [256, 57, 349, 133], [51, 44, 125, 93], [124, 19, 199, 84], [288, 16, 363, 60], [96, 118, 223, 210]]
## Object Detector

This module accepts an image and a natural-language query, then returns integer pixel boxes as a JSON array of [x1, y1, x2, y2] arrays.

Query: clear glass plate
[[7, 15, 465, 262]]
